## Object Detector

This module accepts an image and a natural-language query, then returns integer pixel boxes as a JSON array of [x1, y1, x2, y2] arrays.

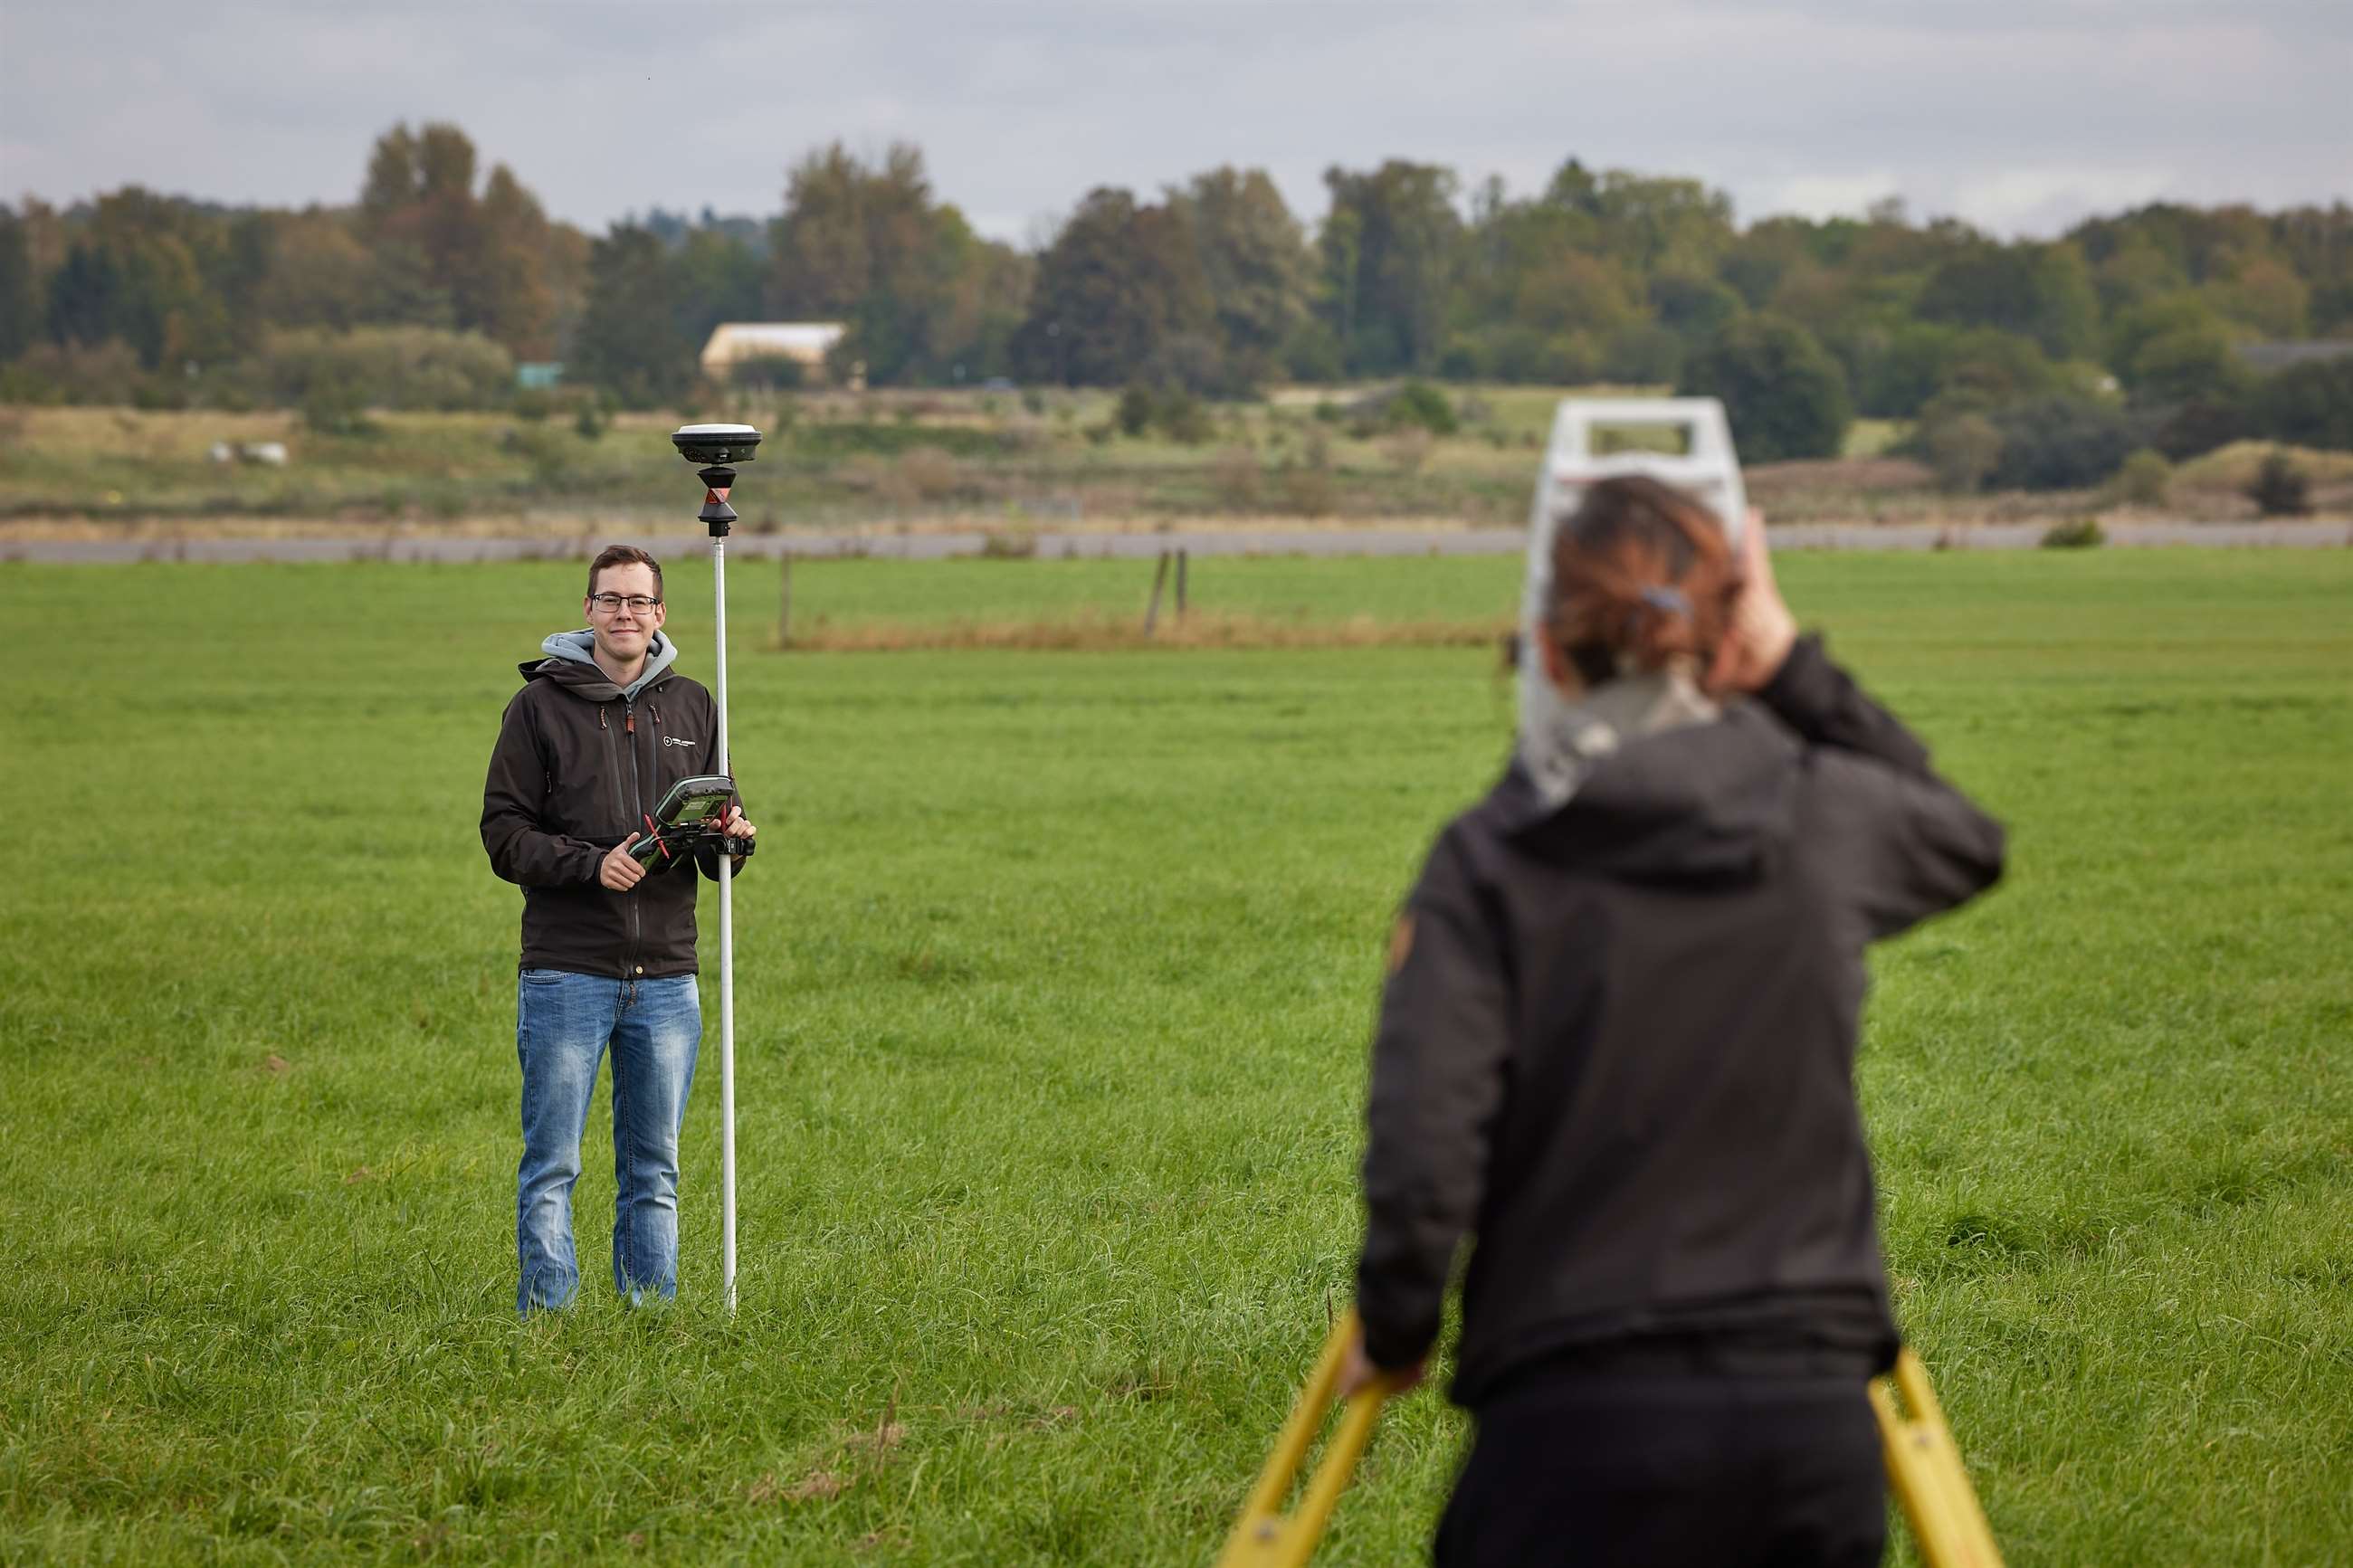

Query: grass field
[[4, 550, 2349, 1564]]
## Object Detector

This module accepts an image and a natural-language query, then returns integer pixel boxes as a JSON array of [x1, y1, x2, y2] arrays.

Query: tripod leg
[[1218, 1309, 1393, 1567], [1871, 1350, 2005, 1568]]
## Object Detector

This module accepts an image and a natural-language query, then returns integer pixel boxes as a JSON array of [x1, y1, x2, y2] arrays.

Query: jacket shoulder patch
[[1386, 914, 1415, 976]]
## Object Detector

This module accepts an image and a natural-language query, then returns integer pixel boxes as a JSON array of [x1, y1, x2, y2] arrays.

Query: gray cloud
[[2, 1, 2344, 241]]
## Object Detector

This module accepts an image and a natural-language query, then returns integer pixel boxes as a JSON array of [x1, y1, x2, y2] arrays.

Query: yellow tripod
[[1215, 1309, 1394, 1567], [1221, 1317, 2004, 1568], [1870, 1348, 2006, 1568]]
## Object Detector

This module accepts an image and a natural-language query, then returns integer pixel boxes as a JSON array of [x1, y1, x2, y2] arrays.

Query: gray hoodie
[[538, 628, 680, 702]]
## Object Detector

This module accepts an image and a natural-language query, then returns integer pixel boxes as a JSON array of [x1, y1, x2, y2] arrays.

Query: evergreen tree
[[571, 224, 694, 407], [1681, 313, 1853, 461], [1010, 188, 1210, 386], [0, 207, 40, 361], [1320, 161, 1462, 374]]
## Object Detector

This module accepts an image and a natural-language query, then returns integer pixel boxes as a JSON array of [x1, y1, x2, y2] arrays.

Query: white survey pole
[[713, 530, 737, 1316], [669, 422, 762, 1319]]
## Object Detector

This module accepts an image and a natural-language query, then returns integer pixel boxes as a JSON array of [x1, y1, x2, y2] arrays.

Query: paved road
[[5, 519, 2347, 565]]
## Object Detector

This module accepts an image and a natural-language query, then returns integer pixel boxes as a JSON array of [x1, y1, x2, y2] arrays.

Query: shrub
[[2040, 518, 2105, 548], [1279, 464, 1336, 516], [257, 327, 513, 412], [301, 382, 374, 436], [729, 354, 804, 391], [898, 445, 963, 502], [2126, 325, 2249, 407], [1680, 314, 1852, 461], [1142, 333, 1248, 400], [573, 402, 609, 442], [0, 340, 147, 404], [1924, 412, 2003, 493], [1603, 321, 1683, 385], [1280, 426, 1337, 515], [1388, 380, 1458, 436], [1212, 446, 1262, 508], [2250, 356, 2353, 451], [1986, 395, 2154, 490], [1381, 427, 1434, 474], [836, 454, 889, 496], [2245, 452, 2311, 517], [1155, 389, 1215, 445], [129, 378, 191, 411], [1115, 385, 1155, 437], [2154, 398, 2252, 461], [2108, 448, 2172, 507], [503, 425, 576, 481], [1281, 320, 1345, 384]]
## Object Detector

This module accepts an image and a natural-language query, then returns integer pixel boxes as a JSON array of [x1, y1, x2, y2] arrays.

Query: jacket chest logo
[[662, 736, 697, 747]]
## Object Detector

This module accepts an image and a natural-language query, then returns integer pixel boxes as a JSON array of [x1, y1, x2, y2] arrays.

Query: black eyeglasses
[[589, 594, 662, 613]]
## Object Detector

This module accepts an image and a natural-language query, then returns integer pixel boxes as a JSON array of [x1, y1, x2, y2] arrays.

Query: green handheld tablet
[[630, 774, 750, 868]]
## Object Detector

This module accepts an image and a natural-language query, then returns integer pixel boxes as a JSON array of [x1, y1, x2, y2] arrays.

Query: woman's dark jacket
[[1356, 636, 2005, 1405]]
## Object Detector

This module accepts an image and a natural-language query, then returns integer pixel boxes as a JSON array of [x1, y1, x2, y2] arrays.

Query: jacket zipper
[[602, 701, 642, 978], [624, 697, 646, 976]]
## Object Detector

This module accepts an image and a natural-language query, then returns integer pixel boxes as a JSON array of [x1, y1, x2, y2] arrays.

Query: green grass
[[774, 554, 1528, 641], [1844, 417, 1910, 458], [4, 551, 2350, 1564]]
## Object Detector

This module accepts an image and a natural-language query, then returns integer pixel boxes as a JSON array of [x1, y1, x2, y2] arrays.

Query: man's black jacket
[[1356, 636, 2005, 1404], [481, 651, 747, 979]]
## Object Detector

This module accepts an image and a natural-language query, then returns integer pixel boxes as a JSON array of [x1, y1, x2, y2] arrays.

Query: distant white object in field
[[698, 322, 848, 382], [208, 442, 235, 464], [242, 442, 289, 467], [1518, 396, 1747, 791]]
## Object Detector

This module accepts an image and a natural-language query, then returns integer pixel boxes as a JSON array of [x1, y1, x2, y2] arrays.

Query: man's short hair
[[588, 545, 664, 601]]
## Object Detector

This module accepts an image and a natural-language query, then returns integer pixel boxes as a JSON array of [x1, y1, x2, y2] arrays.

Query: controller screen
[[661, 786, 734, 826]]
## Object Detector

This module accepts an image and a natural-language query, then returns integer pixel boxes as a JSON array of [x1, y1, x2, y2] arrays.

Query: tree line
[[3, 121, 2349, 472]]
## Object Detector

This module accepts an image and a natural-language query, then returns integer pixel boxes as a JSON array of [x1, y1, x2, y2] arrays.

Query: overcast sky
[[3, 1, 2346, 243]]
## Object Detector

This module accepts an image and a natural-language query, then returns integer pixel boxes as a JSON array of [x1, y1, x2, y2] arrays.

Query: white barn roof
[[700, 322, 847, 374]]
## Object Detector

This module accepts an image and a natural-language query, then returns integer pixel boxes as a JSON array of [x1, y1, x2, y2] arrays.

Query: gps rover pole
[[672, 422, 763, 1316]]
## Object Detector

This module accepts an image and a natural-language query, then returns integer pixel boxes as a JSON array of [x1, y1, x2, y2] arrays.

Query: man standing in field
[[481, 545, 756, 1313]]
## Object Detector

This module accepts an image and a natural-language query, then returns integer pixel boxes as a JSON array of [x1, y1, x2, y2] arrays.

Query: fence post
[[1176, 547, 1188, 622], [1143, 549, 1171, 637], [777, 551, 795, 649]]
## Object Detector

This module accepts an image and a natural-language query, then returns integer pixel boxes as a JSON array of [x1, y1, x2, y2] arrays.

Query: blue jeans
[[515, 968, 700, 1313]]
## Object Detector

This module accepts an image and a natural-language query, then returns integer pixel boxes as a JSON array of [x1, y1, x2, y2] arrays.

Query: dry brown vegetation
[[2169, 440, 2353, 515]]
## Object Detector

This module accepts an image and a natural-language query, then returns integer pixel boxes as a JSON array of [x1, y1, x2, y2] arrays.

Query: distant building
[[517, 362, 565, 390], [699, 322, 850, 385], [2235, 340, 2353, 375]]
